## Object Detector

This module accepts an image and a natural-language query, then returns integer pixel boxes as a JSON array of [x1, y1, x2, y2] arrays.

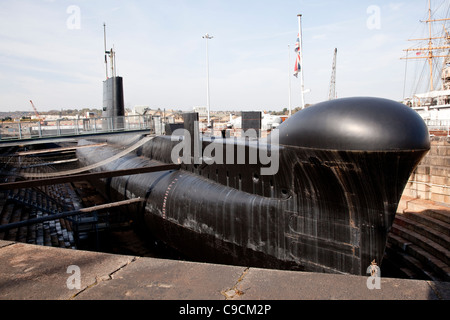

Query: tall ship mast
[[402, 0, 450, 120]]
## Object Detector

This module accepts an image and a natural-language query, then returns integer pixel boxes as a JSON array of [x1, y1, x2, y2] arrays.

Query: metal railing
[[2, 115, 449, 141], [425, 119, 450, 137], [0, 115, 168, 141]]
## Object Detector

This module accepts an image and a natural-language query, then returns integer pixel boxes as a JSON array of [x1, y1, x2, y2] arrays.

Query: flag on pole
[[294, 53, 301, 77], [294, 33, 300, 52], [294, 34, 301, 77]]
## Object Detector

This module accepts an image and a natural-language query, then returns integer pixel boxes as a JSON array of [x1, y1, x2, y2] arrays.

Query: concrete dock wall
[[404, 136, 450, 205], [0, 240, 449, 301]]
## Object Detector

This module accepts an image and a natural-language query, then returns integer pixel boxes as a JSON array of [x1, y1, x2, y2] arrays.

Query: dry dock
[[0, 239, 449, 300], [1, 132, 449, 306]]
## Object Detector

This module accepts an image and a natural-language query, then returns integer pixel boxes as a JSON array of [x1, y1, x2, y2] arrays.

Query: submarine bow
[[77, 97, 430, 275]]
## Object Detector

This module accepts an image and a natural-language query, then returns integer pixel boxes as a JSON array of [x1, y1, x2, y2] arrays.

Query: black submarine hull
[[77, 97, 430, 275]]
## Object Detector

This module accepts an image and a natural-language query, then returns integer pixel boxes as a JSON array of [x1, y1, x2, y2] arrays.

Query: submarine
[[76, 96, 430, 276]]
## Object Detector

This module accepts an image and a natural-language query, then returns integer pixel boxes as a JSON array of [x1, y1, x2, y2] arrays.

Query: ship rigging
[[402, 0, 450, 120]]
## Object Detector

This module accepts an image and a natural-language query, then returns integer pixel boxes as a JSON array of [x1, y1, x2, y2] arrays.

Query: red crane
[[29, 100, 45, 124], [29, 100, 40, 118]]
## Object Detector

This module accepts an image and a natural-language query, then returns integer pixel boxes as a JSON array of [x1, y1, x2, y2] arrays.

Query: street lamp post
[[202, 33, 213, 127]]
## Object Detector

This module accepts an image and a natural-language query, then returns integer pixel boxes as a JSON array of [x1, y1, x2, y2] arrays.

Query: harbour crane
[[29, 100, 40, 119], [328, 48, 337, 100], [29, 100, 45, 124]]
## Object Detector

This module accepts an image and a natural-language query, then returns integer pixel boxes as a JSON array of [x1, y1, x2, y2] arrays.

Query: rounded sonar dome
[[276, 97, 430, 151]]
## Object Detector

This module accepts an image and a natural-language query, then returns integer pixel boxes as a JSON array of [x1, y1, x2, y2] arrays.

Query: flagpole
[[103, 23, 108, 79], [288, 44, 292, 117], [297, 14, 305, 109], [202, 33, 213, 127]]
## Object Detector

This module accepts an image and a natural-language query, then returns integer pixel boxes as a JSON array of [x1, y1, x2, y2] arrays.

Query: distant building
[[37, 115, 78, 120], [193, 106, 208, 117], [132, 105, 150, 115]]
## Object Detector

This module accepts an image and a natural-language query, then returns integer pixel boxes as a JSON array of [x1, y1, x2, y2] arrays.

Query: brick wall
[[402, 136, 450, 205]]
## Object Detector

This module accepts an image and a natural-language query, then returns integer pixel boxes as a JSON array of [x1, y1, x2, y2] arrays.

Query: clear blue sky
[[0, 0, 442, 112]]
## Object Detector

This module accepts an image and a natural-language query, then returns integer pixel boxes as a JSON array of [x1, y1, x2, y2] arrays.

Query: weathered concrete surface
[[0, 240, 449, 300], [76, 256, 245, 300], [232, 267, 450, 300], [403, 136, 450, 204], [0, 241, 134, 300]]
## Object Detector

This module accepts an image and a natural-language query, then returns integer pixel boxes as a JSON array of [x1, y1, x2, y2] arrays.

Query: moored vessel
[[77, 97, 430, 275], [402, 0, 450, 122]]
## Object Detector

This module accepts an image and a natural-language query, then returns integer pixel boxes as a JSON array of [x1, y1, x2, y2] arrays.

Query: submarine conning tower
[[102, 76, 125, 131]]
